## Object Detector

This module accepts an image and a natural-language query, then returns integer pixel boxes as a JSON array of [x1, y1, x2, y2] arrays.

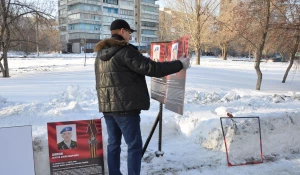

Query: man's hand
[[179, 54, 191, 70]]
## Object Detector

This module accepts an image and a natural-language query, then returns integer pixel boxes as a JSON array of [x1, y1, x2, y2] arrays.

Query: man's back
[[94, 35, 183, 113]]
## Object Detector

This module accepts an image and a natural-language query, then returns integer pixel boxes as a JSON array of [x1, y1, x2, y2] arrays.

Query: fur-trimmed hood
[[94, 38, 128, 52], [94, 36, 129, 61]]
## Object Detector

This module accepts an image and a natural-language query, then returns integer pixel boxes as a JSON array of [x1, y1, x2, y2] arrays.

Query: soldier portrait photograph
[[56, 125, 77, 150], [171, 43, 178, 61], [153, 45, 160, 62]]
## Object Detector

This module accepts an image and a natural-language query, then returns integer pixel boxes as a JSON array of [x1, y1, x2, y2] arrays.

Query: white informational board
[[0, 125, 35, 175]]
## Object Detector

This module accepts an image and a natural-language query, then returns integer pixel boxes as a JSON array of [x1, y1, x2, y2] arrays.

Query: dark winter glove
[[179, 55, 191, 70]]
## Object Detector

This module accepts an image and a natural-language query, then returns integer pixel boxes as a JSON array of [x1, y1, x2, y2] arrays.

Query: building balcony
[[119, 5, 133, 10], [141, 26, 159, 30], [68, 19, 102, 25], [119, 15, 134, 19], [141, 10, 159, 15], [102, 12, 119, 17], [101, 30, 111, 34], [141, 34, 159, 38], [140, 17, 158, 23], [102, 2, 118, 8], [102, 21, 113, 26], [68, 9, 102, 15], [67, 0, 102, 6], [141, 2, 159, 8], [68, 29, 101, 34]]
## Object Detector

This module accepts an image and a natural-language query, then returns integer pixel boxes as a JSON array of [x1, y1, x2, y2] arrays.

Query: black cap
[[110, 19, 136, 33]]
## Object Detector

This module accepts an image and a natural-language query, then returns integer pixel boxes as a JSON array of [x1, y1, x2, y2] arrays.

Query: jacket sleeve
[[121, 46, 183, 77]]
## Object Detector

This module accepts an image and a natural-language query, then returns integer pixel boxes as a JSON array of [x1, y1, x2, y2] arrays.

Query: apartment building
[[58, 0, 159, 53]]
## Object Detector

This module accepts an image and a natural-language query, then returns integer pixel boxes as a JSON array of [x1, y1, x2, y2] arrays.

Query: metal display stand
[[220, 116, 263, 166], [142, 103, 164, 157]]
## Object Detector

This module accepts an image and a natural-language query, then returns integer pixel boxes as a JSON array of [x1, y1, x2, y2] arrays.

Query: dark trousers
[[104, 114, 142, 175]]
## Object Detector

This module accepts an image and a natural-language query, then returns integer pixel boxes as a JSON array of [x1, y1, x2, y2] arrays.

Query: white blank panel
[[0, 125, 35, 175]]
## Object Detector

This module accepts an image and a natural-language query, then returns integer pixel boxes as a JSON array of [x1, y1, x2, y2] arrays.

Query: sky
[[0, 53, 300, 174]]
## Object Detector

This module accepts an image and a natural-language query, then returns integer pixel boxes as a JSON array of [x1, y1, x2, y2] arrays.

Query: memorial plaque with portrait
[[150, 36, 190, 115], [150, 41, 171, 103], [47, 119, 104, 175]]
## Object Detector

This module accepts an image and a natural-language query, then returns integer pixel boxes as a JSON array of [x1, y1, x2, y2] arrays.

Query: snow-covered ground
[[1, 53, 300, 175]]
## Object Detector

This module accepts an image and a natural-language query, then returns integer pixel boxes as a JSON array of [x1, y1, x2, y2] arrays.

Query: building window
[[141, 13, 159, 20], [101, 34, 111, 39], [69, 14, 80, 20], [142, 37, 157, 42], [142, 5, 157, 13], [142, 30, 155, 35], [69, 33, 100, 40], [68, 24, 101, 31], [119, 1, 133, 7], [103, 0, 118, 5], [102, 16, 117, 23], [124, 18, 134, 26], [103, 7, 118, 14], [86, 43, 95, 49], [102, 25, 110, 31], [68, 4, 101, 12], [80, 14, 101, 20], [120, 9, 134, 16], [141, 21, 157, 27], [142, 0, 155, 4]]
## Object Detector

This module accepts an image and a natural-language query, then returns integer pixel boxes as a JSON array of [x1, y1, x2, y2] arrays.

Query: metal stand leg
[[142, 110, 160, 157], [142, 103, 164, 158], [155, 103, 164, 157]]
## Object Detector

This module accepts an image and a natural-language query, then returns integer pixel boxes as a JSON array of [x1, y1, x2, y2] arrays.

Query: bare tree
[[229, 0, 272, 90], [165, 0, 219, 65], [8, 16, 59, 55], [0, 0, 55, 77], [253, 0, 272, 90], [282, 35, 300, 82], [271, 0, 300, 83], [38, 19, 60, 53], [213, 0, 238, 60]]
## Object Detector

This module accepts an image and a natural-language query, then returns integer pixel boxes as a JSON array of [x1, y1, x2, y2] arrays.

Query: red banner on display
[[47, 119, 104, 174], [150, 35, 190, 115], [150, 41, 171, 103]]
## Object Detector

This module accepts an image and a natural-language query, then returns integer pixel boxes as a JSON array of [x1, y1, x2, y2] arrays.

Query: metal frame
[[220, 117, 263, 166]]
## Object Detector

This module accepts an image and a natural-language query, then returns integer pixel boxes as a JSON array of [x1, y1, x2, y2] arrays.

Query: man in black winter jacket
[[94, 19, 190, 175]]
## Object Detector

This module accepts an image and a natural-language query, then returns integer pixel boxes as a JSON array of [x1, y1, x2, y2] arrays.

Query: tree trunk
[[195, 0, 201, 65], [195, 48, 201, 65], [0, 57, 4, 74], [221, 44, 228, 60], [36, 12, 39, 56], [1, 0, 11, 77], [0, 46, 9, 77], [282, 36, 300, 83], [2, 49, 9, 77], [254, 0, 271, 90], [254, 50, 263, 90]]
